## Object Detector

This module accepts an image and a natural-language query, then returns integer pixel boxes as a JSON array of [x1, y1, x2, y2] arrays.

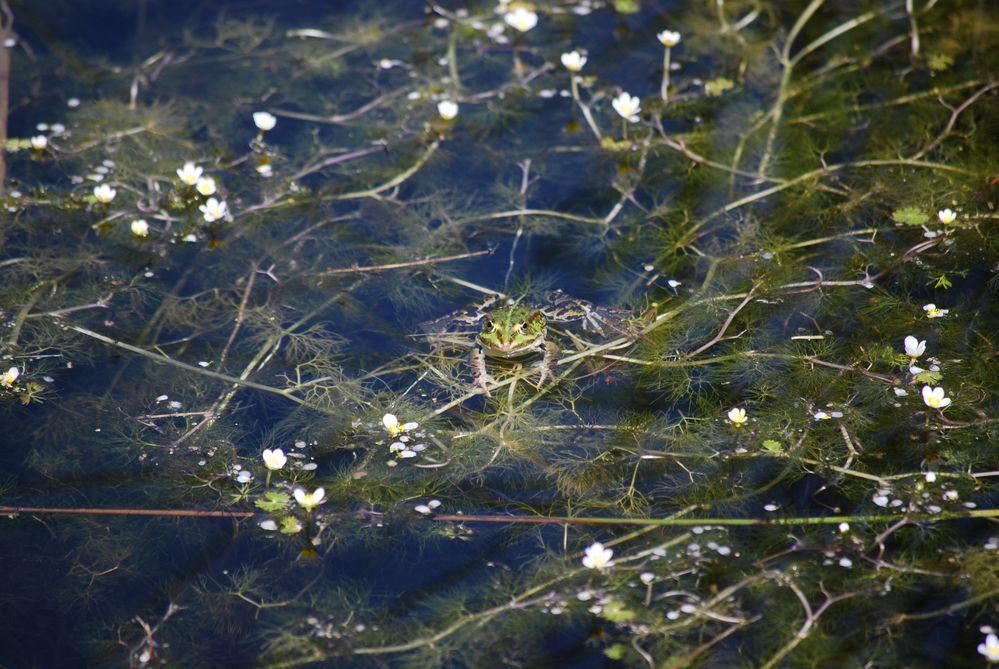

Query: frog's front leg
[[471, 346, 494, 396], [538, 341, 560, 386]]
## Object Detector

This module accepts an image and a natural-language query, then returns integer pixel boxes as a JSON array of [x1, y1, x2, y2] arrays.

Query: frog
[[421, 289, 629, 396], [473, 303, 559, 394]]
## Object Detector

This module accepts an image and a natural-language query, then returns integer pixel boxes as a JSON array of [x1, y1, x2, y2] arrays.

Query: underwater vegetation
[[2, 0, 999, 666]]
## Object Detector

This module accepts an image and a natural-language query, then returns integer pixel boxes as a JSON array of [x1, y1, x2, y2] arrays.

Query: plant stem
[[660, 46, 671, 102]]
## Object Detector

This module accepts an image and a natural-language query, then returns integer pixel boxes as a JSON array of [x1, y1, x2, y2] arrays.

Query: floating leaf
[[255, 491, 291, 513], [704, 77, 735, 97], [914, 370, 943, 385], [927, 52, 954, 72], [613, 0, 640, 13], [4, 138, 31, 152], [280, 516, 304, 534], [762, 439, 784, 455], [600, 136, 633, 152], [892, 207, 929, 226], [604, 644, 627, 660], [600, 599, 636, 623]]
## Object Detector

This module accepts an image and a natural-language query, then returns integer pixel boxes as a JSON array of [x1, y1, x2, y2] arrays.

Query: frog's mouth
[[478, 342, 543, 360]]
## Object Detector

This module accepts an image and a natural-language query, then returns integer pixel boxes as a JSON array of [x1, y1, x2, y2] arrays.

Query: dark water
[[2, 0, 999, 667]]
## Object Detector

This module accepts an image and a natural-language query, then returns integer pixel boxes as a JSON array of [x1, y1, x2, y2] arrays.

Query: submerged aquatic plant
[[2, 0, 999, 667]]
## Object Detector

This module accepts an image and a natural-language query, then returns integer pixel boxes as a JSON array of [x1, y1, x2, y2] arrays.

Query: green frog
[[474, 303, 559, 393], [422, 290, 627, 395]]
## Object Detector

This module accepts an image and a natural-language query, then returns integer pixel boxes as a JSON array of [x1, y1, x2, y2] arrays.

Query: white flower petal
[[253, 111, 277, 131], [437, 100, 459, 120], [503, 7, 538, 32]]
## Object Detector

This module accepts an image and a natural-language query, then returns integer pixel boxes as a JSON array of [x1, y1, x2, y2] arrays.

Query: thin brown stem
[[320, 249, 492, 276]]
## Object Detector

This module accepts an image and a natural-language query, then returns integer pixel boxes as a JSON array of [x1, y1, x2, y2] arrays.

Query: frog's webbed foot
[[471, 347, 494, 396], [582, 311, 607, 335], [537, 341, 560, 387]]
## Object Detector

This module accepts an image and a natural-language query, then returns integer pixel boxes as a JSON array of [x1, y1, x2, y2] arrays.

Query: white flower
[[262, 448, 287, 470], [921, 385, 951, 409], [437, 100, 459, 120], [176, 162, 203, 186], [259, 519, 278, 531], [504, 7, 538, 32], [581, 541, 614, 570], [657, 30, 681, 47], [937, 208, 957, 225], [293, 487, 325, 509], [253, 111, 277, 131], [904, 336, 926, 358], [560, 50, 586, 72], [639, 572, 655, 584], [93, 184, 116, 203], [486, 22, 506, 41], [979, 633, 999, 662], [30, 135, 48, 150], [130, 219, 149, 237], [389, 441, 417, 458], [611, 92, 641, 122], [0, 366, 19, 387], [195, 176, 216, 196], [727, 407, 747, 427], [923, 303, 948, 318], [256, 163, 273, 178], [198, 197, 228, 222], [813, 411, 830, 420], [382, 413, 418, 437]]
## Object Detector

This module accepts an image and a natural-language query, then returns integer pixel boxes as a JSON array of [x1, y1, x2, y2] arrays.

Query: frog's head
[[477, 305, 547, 357]]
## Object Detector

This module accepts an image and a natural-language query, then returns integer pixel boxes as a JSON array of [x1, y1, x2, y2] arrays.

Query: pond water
[[2, 0, 999, 666]]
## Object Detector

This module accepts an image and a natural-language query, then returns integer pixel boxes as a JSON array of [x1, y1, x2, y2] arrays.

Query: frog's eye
[[486, 320, 497, 332], [515, 322, 525, 332]]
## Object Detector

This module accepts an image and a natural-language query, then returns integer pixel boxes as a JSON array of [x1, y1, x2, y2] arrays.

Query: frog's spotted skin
[[542, 289, 626, 335], [477, 305, 548, 358]]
